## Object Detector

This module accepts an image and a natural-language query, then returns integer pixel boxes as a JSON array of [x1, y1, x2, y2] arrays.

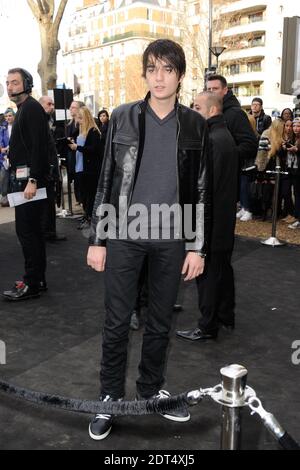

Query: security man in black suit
[[2, 68, 50, 301], [177, 92, 239, 341]]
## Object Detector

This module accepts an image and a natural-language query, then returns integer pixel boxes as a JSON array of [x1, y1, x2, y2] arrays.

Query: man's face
[[206, 80, 228, 98], [69, 101, 79, 118], [6, 72, 25, 103], [43, 98, 55, 115], [5, 112, 15, 124], [251, 101, 262, 115], [193, 96, 210, 120], [145, 55, 183, 102]]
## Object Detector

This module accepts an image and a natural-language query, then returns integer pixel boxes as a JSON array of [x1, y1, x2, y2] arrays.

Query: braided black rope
[[0, 380, 199, 415]]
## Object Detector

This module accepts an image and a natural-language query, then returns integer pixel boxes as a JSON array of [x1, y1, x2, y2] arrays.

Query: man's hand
[[68, 143, 77, 151], [182, 252, 205, 281], [87, 246, 107, 272], [24, 181, 37, 200]]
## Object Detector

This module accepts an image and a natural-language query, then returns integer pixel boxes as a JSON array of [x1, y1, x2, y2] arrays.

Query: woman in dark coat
[[69, 106, 102, 226]]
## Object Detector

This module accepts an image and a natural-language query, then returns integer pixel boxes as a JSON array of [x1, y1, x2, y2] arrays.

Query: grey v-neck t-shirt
[[129, 105, 180, 241]]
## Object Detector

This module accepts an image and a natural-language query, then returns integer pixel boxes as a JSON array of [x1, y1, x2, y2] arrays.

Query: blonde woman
[[254, 119, 285, 220], [68, 106, 102, 227]]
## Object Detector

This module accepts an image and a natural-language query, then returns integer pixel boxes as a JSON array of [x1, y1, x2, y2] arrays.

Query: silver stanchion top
[[220, 364, 248, 407]]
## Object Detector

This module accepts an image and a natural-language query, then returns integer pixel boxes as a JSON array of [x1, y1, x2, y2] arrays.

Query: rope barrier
[[0, 380, 202, 416], [1, 364, 299, 450]]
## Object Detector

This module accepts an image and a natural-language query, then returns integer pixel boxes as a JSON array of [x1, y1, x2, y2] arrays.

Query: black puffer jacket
[[223, 90, 258, 170], [89, 94, 211, 253]]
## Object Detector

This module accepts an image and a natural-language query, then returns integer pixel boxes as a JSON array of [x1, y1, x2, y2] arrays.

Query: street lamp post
[[208, 0, 213, 70], [209, 46, 227, 72]]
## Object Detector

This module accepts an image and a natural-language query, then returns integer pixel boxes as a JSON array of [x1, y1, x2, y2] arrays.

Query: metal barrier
[[261, 159, 289, 247], [0, 364, 299, 450]]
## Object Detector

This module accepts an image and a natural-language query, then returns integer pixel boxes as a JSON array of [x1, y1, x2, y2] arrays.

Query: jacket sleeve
[[227, 108, 258, 169], [89, 114, 116, 246], [191, 123, 212, 255], [23, 101, 49, 180]]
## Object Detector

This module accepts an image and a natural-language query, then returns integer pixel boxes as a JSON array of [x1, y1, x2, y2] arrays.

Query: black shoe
[[2, 282, 40, 301], [176, 327, 218, 341], [39, 281, 48, 292], [89, 395, 122, 441], [173, 304, 183, 312], [10, 280, 47, 293], [137, 389, 190, 422], [130, 310, 140, 331], [220, 322, 235, 332]]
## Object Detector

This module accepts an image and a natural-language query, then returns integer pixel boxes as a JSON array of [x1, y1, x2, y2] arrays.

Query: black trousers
[[82, 173, 99, 220], [15, 199, 47, 289], [100, 239, 185, 399], [41, 183, 57, 236], [196, 251, 235, 334]]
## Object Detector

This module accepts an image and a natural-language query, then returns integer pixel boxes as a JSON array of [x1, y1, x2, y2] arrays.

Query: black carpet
[[0, 218, 299, 450]]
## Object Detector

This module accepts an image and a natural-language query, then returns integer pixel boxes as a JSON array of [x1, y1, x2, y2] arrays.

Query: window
[[249, 35, 265, 47], [248, 12, 263, 23], [230, 64, 240, 74], [247, 61, 262, 72]]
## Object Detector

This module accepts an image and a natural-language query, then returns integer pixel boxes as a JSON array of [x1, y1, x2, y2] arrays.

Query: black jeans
[[15, 199, 47, 289], [197, 251, 235, 334], [41, 183, 57, 236], [100, 239, 185, 399]]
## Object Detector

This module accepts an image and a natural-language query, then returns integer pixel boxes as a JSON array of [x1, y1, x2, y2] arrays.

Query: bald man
[[39, 96, 55, 115], [177, 92, 238, 341], [39, 96, 66, 242]]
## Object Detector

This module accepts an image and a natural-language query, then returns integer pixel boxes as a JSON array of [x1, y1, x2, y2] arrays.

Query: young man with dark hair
[[250, 97, 272, 135], [2, 68, 50, 301], [87, 39, 211, 440]]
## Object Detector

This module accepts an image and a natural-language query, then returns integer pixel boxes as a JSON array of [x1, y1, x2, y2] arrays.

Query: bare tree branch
[[27, 0, 40, 20], [41, 0, 50, 15], [37, 0, 46, 15], [54, 0, 68, 33], [48, 0, 55, 18], [27, 0, 68, 93]]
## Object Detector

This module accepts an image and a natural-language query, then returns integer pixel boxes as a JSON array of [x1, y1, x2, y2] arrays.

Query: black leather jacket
[[89, 94, 211, 253]]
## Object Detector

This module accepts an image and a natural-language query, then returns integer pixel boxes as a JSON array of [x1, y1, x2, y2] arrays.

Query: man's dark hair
[[206, 74, 228, 88], [142, 39, 186, 79]]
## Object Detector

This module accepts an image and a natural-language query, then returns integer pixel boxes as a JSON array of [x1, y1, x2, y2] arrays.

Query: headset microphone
[[10, 90, 27, 97]]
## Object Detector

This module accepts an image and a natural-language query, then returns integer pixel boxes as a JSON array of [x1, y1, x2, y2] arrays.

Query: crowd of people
[[0, 40, 299, 442]]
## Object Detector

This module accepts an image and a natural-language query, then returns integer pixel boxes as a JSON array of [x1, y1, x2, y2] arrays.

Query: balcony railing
[[102, 30, 178, 44]]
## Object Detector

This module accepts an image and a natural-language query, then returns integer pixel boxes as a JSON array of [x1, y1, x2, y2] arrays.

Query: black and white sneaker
[[89, 395, 115, 441], [137, 389, 190, 422]]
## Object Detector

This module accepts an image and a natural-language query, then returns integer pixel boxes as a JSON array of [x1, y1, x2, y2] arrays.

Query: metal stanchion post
[[219, 364, 248, 450], [261, 157, 288, 247]]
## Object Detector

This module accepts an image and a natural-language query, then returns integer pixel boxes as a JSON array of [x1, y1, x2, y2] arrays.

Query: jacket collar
[[140, 91, 179, 113]]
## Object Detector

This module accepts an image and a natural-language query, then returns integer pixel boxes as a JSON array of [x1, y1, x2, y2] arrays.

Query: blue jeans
[[240, 174, 252, 212]]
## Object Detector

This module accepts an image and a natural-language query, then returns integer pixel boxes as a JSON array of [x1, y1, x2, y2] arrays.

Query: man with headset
[[2, 68, 50, 301]]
